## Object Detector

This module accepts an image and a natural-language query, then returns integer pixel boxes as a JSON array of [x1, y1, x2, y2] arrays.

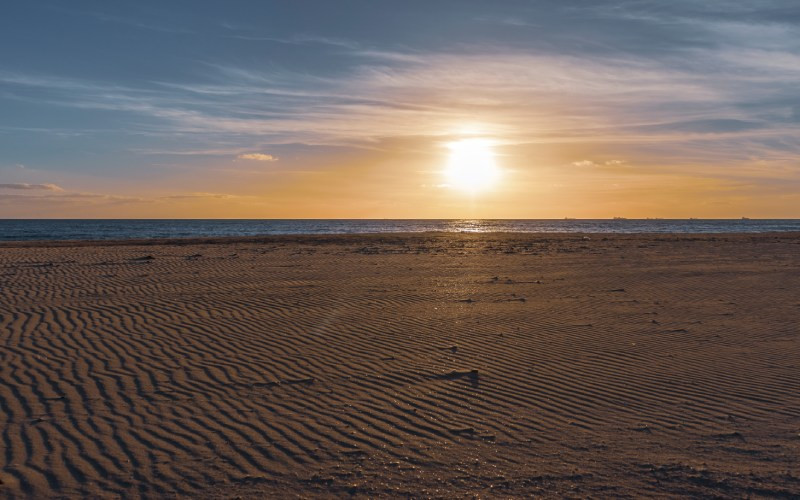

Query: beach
[[1, 233, 799, 498]]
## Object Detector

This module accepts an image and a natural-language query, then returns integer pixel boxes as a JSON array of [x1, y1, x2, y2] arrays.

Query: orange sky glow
[[2, 2, 799, 218]]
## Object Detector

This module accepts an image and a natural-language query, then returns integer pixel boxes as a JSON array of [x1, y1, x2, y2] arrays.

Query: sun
[[444, 139, 500, 192]]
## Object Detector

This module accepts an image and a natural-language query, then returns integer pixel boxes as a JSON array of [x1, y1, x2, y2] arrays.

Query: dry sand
[[1, 233, 799, 498]]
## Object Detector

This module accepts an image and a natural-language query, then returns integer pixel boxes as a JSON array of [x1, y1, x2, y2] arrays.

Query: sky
[[1, 0, 799, 218]]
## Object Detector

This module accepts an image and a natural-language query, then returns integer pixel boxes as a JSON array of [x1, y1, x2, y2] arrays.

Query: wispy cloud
[[161, 192, 237, 200], [4, 32, 797, 145], [237, 153, 278, 161], [571, 160, 628, 168], [87, 11, 191, 34], [225, 33, 361, 50], [2, 1, 799, 194], [0, 183, 64, 191], [0, 192, 148, 214]]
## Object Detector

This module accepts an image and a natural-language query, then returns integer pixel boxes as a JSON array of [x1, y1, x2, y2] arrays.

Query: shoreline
[[2, 230, 800, 248]]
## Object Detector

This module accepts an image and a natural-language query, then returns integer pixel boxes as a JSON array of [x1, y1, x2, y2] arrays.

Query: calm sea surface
[[1, 219, 799, 241]]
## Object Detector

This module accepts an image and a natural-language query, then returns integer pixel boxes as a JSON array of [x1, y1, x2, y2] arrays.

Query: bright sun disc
[[445, 139, 500, 192]]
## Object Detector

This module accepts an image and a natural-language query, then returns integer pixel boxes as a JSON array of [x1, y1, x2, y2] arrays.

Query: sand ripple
[[1, 234, 799, 498]]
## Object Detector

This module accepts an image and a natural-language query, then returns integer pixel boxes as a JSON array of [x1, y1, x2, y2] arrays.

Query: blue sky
[[1, 1, 799, 217]]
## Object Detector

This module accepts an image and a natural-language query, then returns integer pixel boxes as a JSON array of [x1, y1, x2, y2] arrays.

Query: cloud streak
[[237, 153, 278, 161], [2, 0, 799, 216], [5, 37, 796, 147], [0, 183, 64, 191]]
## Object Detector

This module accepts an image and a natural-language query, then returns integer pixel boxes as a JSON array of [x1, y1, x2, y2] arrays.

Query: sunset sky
[[1, 1, 799, 218]]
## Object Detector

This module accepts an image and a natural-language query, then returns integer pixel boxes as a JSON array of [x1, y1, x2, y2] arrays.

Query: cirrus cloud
[[571, 160, 627, 168], [0, 183, 64, 191]]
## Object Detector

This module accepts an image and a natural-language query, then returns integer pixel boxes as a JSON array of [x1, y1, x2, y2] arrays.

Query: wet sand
[[1, 233, 799, 498]]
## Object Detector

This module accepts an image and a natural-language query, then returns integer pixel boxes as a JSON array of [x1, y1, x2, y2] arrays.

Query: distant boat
[[563, 217, 575, 220], [741, 217, 750, 220], [613, 217, 627, 220], [689, 217, 698, 220]]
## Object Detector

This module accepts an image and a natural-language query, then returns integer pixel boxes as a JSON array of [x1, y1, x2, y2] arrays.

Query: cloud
[[0, 192, 147, 212], [162, 192, 236, 200], [5, 32, 798, 150], [2, 1, 799, 189], [226, 33, 361, 50], [87, 11, 191, 34], [0, 183, 64, 191], [571, 160, 627, 168], [637, 119, 766, 134], [237, 153, 278, 161]]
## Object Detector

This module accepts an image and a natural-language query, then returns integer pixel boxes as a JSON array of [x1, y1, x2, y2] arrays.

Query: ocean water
[[1, 219, 799, 241]]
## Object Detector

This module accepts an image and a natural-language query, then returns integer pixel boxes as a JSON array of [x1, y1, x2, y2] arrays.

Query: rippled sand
[[1, 233, 799, 498]]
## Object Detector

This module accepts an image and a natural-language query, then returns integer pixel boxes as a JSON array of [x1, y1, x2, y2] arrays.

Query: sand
[[1, 233, 799, 498]]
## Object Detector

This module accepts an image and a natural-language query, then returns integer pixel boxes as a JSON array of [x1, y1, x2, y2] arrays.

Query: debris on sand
[[448, 426, 476, 435], [284, 377, 315, 385], [130, 255, 155, 261], [443, 369, 479, 379], [712, 431, 745, 442], [340, 449, 367, 456], [251, 380, 280, 388]]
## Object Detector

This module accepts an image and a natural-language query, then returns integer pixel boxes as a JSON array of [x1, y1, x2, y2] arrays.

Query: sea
[[1, 219, 799, 241]]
